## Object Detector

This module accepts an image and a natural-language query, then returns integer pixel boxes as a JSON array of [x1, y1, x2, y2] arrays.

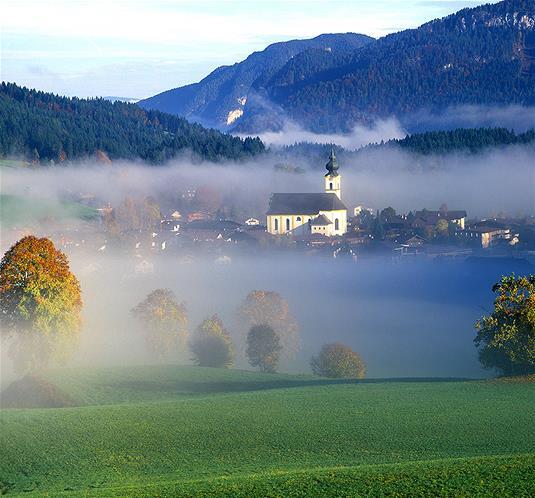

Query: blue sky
[[1, 0, 496, 99]]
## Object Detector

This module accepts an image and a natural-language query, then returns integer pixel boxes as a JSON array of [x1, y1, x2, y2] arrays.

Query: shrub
[[190, 315, 234, 368], [311, 343, 366, 378]]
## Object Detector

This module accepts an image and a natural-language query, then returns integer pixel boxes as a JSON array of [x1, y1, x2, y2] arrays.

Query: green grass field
[[1, 366, 534, 496], [0, 194, 99, 228], [0, 159, 30, 169]]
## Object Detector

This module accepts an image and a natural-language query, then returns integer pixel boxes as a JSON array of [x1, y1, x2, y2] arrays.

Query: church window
[[286, 219, 290, 231], [335, 219, 339, 230], [329, 182, 333, 190], [274, 219, 278, 231], [296, 216, 301, 222]]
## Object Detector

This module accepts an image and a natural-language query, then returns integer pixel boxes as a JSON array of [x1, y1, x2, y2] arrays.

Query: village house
[[181, 219, 241, 242], [456, 221, 512, 249], [413, 206, 467, 230], [267, 151, 348, 237]]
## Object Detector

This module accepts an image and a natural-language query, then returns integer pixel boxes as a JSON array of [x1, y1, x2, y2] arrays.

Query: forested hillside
[[137, 33, 373, 129], [392, 127, 535, 154], [277, 127, 535, 166], [0, 82, 264, 164], [235, 0, 535, 132]]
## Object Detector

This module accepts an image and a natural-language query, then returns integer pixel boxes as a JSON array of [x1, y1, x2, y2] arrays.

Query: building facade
[[266, 151, 348, 237]]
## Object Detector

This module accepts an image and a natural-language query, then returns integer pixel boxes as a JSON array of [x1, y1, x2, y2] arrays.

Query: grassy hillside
[[1, 366, 534, 496], [0, 194, 99, 228], [58, 454, 535, 497]]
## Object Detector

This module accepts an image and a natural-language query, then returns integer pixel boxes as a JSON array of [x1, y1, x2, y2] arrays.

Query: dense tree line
[[0, 82, 264, 163], [392, 128, 535, 154], [275, 127, 535, 167]]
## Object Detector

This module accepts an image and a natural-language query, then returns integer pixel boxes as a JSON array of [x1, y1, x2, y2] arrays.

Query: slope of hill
[[137, 33, 374, 129], [1, 365, 534, 496], [0, 82, 264, 164], [236, 0, 535, 132], [0, 194, 99, 228]]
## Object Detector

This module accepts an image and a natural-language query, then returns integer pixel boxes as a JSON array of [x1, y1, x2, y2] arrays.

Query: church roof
[[267, 193, 346, 215], [310, 214, 333, 226]]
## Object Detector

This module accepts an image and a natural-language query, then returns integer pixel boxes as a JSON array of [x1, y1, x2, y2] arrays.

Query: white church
[[267, 151, 348, 237]]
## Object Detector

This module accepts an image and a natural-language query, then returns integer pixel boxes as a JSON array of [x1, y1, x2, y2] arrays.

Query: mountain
[[141, 0, 535, 134], [0, 82, 264, 164], [137, 33, 374, 130], [236, 0, 535, 132]]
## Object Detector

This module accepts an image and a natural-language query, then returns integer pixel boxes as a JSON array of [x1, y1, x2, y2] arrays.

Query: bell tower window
[[274, 218, 278, 231], [335, 219, 339, 230]]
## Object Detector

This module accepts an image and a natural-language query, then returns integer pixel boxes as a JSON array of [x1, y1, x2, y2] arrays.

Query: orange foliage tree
[[236, 290, 300, 360], [131, 289, 188, 358], [0, 236, 82, 372]]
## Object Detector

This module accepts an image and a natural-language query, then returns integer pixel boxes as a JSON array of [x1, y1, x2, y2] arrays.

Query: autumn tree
[[115, 196, 162, 232], [435, 219, 449, 238], [0, 236, 82, 373], [193, 185, 222, 215], [189, 315, 234, 368], [246, 324, 282, 373], [131, 289, 188, 358], [237, 290, 299, 359], [380, 206, 396, 223], [372, 210, 385, 240], [475, 274, 535, 376], [311, 343, 366, 379]]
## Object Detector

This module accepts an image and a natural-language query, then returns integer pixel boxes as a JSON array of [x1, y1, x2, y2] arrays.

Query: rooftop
[[267, 193, 346, 215], [310, 214, 333, 226]]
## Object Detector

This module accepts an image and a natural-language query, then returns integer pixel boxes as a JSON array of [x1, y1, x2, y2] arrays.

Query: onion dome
[[325, 149, 339, 177]]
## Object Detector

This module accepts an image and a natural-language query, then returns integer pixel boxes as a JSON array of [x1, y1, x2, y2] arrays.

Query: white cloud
[[2, 0, 500, 98], [253, 119, 407, 150]]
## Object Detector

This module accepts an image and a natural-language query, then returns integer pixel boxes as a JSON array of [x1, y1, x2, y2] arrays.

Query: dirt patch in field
[[0, 375, 76, 409]]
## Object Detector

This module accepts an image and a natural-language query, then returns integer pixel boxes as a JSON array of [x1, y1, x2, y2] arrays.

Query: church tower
[[324, 149, 341, 199]]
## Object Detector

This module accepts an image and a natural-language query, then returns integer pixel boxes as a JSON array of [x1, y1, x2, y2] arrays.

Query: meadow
[[0, 194, 98, 228], [1, 365, 534, 496]]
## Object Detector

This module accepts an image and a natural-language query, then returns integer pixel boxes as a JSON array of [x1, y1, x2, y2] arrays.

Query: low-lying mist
[[1, 141, 533, 385], [1, 142, 534, 234], [1, 251, 525, 385]]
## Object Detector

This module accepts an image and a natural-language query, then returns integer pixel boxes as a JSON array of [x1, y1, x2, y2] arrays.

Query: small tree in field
[[311, 343, 366, 378], [246, 324, 282, 373], [131, 289, 188, 358], [475, 274, 534, 376], [0, 236, 82, 373], [237, 290, 299, 359], [190, 315, 234, 368]]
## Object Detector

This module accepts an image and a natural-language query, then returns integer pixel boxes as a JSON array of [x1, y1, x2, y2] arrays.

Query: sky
[[1, 0, 497, 99]]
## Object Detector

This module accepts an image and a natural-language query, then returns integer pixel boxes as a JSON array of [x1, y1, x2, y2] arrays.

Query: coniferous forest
[[0, 82, 265, 164]]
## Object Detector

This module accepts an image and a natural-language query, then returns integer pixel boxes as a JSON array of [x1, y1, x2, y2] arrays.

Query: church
[[267, 151, 348, 237]]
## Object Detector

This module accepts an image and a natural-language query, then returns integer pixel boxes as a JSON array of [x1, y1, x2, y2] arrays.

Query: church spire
[[324, 149, 342, 200], [325, 148, 339, 177]]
